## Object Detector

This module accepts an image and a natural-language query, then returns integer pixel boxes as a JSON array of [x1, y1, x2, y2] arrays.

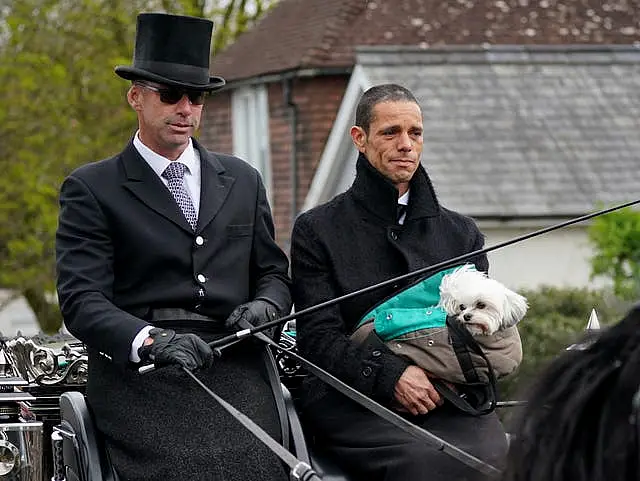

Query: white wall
[[0, 290, 40, 337], [481, 224, 607, 290]]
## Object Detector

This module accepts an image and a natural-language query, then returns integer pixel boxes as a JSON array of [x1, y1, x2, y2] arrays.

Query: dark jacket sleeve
[[250, 175, 292, 314], [56, 174, 149, 366], [291, 215, 410, 404]]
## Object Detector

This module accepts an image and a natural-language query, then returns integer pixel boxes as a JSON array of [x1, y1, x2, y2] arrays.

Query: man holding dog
[[291, 84, 510, 480], [56, 13, 291, 481]]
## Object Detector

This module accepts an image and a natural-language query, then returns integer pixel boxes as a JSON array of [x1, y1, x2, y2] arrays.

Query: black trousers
[[303, 390, 508, 481]]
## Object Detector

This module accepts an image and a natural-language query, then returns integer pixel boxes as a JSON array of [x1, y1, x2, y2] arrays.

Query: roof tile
[[212, 0, 640, 81]]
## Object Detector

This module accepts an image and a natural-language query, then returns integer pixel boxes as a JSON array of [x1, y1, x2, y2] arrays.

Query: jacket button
[[372, 350, 381, 358], [362, 367, 372, 377], [195, 236, 205, 246], [196, 274, 206, 283]]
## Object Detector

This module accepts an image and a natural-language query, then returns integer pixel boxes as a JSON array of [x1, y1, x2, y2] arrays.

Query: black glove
[[224, 299, 279, 331], [138, 328, 213, 371]]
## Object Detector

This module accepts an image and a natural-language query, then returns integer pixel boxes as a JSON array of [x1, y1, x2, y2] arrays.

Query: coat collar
[[121, 137, 234, 233], [349, 153, 440, 223]]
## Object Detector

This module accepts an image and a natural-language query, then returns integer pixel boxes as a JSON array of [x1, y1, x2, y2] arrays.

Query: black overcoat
[[291, 154, 506, 481], [55, 138, 292, 481], [291, 154, 488, 406]]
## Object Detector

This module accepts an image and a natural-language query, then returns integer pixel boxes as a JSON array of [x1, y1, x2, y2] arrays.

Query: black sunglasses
[[135, 82, 208, 105]]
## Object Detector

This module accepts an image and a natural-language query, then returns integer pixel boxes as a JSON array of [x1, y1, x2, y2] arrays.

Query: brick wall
[[269, 75, 349, 249], [199, 74, 350, 250], [199, 91, 233, 154]]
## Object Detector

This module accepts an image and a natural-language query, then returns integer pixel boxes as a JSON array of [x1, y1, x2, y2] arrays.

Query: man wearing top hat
[[55, 12, 291, 481]]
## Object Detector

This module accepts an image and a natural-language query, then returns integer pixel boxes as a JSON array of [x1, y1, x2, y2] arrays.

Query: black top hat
[[115, 13, 225, 91]]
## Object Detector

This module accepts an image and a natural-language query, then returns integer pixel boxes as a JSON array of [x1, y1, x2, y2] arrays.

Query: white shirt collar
[[133, 131, 197, 177], [398, 189, 410, 206]]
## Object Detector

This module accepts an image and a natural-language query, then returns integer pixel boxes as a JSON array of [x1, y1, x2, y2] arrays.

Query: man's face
[[127, 82, 205, 160], [351, 100, 423, 195]]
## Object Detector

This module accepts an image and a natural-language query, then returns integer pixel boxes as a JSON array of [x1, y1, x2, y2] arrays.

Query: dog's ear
[[502, 289, 529, 328], [438, 292, 460, 315], [438, 275, 460, 315]]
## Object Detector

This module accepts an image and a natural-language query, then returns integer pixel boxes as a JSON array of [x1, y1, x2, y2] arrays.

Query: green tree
[[588, 207, 640, 301], [0, 0, 277, 333], [0, 0, 138, 333]]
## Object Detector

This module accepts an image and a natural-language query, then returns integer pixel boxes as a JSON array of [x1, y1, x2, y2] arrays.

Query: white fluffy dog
[[438, 265, 528, 336]]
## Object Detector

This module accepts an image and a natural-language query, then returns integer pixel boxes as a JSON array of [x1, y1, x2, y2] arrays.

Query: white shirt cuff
[[130, 325, 154, 363]]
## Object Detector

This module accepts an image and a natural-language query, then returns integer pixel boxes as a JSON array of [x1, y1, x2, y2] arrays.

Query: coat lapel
[[194, 141, 235, 232], [120, 141, 194, 233]]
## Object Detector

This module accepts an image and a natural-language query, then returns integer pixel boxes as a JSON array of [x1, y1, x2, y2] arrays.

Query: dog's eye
[[476, 302, 486, 309], [459, 304, 466, 311]]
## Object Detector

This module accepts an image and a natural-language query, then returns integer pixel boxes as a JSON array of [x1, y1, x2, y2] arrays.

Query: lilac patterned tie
[[162, 162, 198, 230]]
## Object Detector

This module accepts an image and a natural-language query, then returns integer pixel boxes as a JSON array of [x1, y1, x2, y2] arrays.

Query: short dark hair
[[502, 304, 640, 481], [355, 84, 420, 134]]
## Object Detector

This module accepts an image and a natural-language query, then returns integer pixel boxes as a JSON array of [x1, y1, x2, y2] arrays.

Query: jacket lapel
[[193, 140, 235, 232], [120, 141, 194, 233]]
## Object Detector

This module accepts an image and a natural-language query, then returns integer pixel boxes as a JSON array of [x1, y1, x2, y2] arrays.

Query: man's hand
[[138, 328, 213, 371], [393, 365, 443, 416], [224, 300, 279, 331]]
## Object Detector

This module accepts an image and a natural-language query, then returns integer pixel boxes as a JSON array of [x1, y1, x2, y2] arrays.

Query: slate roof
[[211, 0, 640, 82], [339, 46, 640, 217]]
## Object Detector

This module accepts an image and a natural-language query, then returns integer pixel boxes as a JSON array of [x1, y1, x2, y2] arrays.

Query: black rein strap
[[181, 367, 321, 481], [246, 328, 502, 477]]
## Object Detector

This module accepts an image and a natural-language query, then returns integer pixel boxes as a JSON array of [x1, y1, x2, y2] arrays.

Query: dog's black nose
[[464, 313, 472, 321]]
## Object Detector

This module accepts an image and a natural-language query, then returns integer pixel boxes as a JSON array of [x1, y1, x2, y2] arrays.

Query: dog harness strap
[[448, 318, 482, 384], [445, 317, 498, 415], [431, 380, 488, 416]]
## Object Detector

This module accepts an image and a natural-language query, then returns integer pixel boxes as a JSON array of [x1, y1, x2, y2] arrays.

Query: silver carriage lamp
[[0, 373, 43, 480], [1, 336, 88, 481]]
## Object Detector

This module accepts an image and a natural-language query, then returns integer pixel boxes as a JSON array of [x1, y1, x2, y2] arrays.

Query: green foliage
[[498, 286, 626, 404], [588, 207, 640, 301], [0, 0, 138, 333], [0, 0, 277, 333]]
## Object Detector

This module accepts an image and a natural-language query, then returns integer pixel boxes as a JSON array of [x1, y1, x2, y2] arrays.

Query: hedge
[[498, 286, 629, 406]]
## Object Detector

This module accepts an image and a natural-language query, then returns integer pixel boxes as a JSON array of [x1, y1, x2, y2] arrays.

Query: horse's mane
[[502, 304, 640, 481]]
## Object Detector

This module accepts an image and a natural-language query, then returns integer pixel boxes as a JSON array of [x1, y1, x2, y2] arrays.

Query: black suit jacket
[[56, 138, 291, 366]]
